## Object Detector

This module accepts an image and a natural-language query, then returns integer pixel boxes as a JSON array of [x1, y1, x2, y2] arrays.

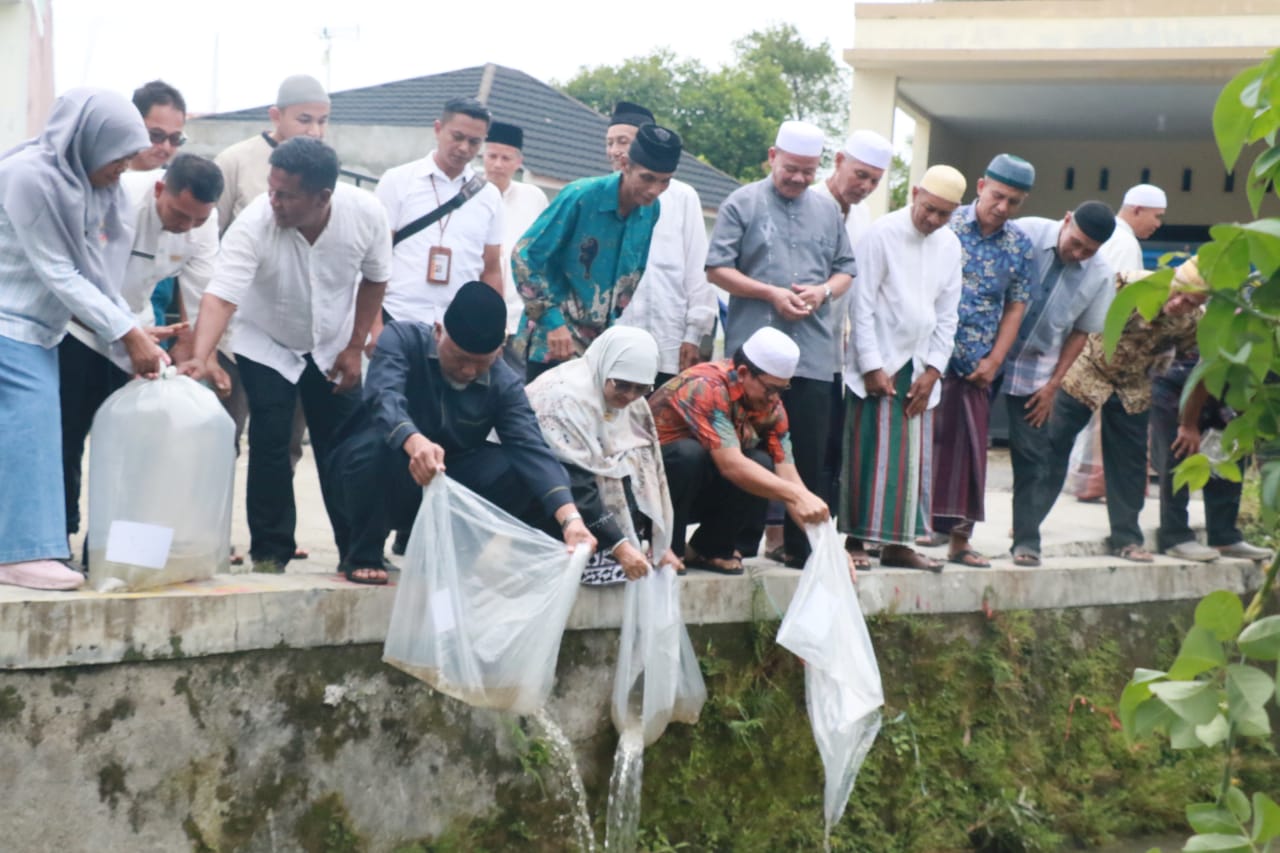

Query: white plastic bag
[[383, 476, 590, 715], [776, 520, 884, 831], [88, 371, 234, 592], [611, 567, 707, 746]]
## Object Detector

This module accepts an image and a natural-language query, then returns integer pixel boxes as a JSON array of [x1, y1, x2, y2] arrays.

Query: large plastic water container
[[87, 369, 234, 592]]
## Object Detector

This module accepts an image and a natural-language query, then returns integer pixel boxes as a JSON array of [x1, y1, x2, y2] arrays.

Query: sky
[[51, 0, 863, 116]]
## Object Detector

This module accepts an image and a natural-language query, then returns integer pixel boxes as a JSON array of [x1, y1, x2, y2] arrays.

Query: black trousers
[[744, 376, 830, 559], [237, 354, 361, 566], [663, 438, 773, 559], [1149, 393, 1243, 549], [58, 335, 129, 535], [327, 429, 555, 568]]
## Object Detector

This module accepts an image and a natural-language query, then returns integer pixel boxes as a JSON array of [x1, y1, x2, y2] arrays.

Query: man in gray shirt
[[706, 119, 856, 566]]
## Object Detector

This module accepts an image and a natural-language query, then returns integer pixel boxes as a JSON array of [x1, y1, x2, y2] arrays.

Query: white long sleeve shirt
[[616, 177, 717, 375], [206, 184, 391, 383], [498, 180, 549, 333], [844, 206, 962, 409], [1098, 217, 1144, 274]]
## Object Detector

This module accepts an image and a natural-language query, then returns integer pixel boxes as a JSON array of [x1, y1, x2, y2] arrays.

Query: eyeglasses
[[148, 128, 188, 147], [754, 374, 790, 398], [607, 379, 653, 396]]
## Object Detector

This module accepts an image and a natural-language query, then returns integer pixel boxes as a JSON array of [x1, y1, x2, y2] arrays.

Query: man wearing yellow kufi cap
[[839, 165, 965, 571]]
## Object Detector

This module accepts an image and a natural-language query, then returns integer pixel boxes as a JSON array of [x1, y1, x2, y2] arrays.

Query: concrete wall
[[0, 0, 42, 151]]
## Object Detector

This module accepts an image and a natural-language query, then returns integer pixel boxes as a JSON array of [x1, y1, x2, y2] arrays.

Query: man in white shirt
[[179, 138, 392, 572], [812, 129, 892, 547], [608, 101, 717, 386], [127, 80, 188, 174], [1099, 183, 1166, 273], [372, 96, 503, 337], [482, 120, 547, 360], [841, 165, 965, 571], [59, 152, 223, 543]]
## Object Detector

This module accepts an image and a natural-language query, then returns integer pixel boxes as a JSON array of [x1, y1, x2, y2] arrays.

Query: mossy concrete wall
[[3, 600, 1276, 852]]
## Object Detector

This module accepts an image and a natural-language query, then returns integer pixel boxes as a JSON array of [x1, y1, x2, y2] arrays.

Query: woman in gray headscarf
[[526, 326, 681, 585], [0, 88, 166, 590]]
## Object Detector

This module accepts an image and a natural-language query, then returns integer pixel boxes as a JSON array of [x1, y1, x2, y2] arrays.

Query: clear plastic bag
[[383, 476, 590, 715], [776, 520, 884, 831], [611, 567, 707, 746], [88, 371, 234, 592]]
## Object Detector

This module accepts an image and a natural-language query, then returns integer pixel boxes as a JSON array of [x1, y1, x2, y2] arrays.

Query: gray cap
[[985, 153, 1035, 192], [276, 74, 329, 109]]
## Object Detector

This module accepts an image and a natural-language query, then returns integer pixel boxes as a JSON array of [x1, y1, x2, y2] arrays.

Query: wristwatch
[[824, 284, 833, 303]]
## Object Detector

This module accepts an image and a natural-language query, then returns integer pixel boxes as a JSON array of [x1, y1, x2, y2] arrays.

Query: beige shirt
[[213, 132, 275, 236]]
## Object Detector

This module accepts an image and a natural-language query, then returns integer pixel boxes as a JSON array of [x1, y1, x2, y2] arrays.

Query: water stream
[[531, 709, 598, 853], [603, 727, 645, 852]]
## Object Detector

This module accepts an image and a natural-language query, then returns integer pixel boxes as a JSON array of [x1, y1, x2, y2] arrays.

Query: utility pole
[[318, 25, 360, 93]]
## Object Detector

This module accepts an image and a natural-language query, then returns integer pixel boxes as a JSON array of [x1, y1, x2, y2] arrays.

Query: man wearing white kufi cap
[[1099, 183, 1166, 274], [706, 119, 856, 567], [840, 165, 964, 571], [649, 327, 830, 574], [813, 128, 892, 541]]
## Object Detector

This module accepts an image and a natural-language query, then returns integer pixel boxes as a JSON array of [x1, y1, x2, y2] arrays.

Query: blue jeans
[[0, 335, 69, 562]]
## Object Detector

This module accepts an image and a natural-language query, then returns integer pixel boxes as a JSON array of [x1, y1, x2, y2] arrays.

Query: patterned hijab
[[526, 327, 673, 560], [0, 88, 149, 295]]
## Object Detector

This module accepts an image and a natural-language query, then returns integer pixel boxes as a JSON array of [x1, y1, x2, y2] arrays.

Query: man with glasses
[[841, 165, 965, 572], [706, 120, 855, 567], [125, 80, 188, 175], [650, 327, 829, 575]]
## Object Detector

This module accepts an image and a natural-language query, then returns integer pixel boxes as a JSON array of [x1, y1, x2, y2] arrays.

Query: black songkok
[[486, 121, 523, 150], [1072, 201, 1117, 244], [610, 101, 655, 128], [628, 124, 682, 174], [443, 281, 506, 354]]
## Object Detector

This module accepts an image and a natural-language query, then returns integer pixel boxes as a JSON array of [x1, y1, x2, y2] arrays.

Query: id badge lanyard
[[426, 175, 453, 285]]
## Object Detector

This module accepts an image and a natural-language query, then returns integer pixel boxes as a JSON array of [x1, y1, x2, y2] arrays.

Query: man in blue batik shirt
[[928, 154, 1036, 568]]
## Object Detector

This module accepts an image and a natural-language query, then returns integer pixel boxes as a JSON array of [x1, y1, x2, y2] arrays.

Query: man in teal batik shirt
[[513, 124, 681, 381]]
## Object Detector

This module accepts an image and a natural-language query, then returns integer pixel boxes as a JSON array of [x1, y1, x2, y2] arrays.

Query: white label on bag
[[104, 520, 173, 569], [431, 590, 456, 633]]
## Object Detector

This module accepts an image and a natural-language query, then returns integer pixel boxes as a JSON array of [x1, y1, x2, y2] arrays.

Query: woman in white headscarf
[[0, 88, 167, 590], [526, 326, 681, 585]]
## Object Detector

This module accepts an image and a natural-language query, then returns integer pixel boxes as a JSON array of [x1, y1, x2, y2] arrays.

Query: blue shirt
[[512, 172, 658, 364], [946, 203, 1034, 377]]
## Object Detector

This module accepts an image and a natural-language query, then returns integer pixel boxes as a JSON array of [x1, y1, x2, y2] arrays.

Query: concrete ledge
[[0, 551, 1264, 671]]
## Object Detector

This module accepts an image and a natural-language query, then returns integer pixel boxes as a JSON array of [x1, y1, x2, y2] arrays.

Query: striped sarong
[[839, 366, 932, 545], [930, 374, 990, 529]]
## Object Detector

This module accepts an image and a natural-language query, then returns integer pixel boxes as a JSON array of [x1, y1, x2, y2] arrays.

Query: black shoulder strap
[[391, 175, 489, 247]]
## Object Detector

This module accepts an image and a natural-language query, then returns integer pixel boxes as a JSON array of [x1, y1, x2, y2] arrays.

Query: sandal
[[1114, 543, 1154, 563], [915, 531, 948, 547], [1012, 551, 1041, 567], [947, 548, 991, 568], [879, 547, 945, 572], [340, 563, 389, 586], [845, 547, 872, 571], [764, 546, 805, 569], [685, 546, 744, 576]]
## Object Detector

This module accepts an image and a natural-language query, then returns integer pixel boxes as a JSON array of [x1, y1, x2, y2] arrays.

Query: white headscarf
[[0, 88, 149, 296], [526, 327, 673, 561]]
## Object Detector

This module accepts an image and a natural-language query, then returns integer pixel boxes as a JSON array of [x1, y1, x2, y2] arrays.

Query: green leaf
[[1251, 792, 1280, 844], [1214, 460, 1244, 483], [1174, 454, 1213, 496], [1149, 680, 1222, 725], [1200, 232, 1253, 292], [1120, 669, 1168, 733], [1238, 615, 1280, 661], [1247, 171, 1271, 220], [1182, 832, 1251, 851], [1261, 462, 1280, 514], [1133, 693, 1179, 738], [1194, 713, 1230, 747], [1226, 664, 1275, 710], [1216, 65, 1264, 171], [1226, 786, 1253, 824], [1103, 284, 1143, 356], [1241, 219, 1280, 278], [1189, 802, 1242, 835], [1235, 703, 1272, 738], [1195, 591, 1245, 641], [1168, 625, 1228, 679], [1170, 717, 1204, 749]]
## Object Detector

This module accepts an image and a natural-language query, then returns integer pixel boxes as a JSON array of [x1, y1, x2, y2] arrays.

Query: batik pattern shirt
[[649, 360, 794, 465], [512, 172, 657, 363], [947, 203, 1034, 377], [1061, 278, 1200, 414]]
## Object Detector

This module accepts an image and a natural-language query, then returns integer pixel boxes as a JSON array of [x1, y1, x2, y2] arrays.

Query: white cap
[[742, 327, 800, 380], [920, 165, 967, 204], [842, 130, 893, 170], [774, 120, 825, 157], [1123, 183, 1167, 209]]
